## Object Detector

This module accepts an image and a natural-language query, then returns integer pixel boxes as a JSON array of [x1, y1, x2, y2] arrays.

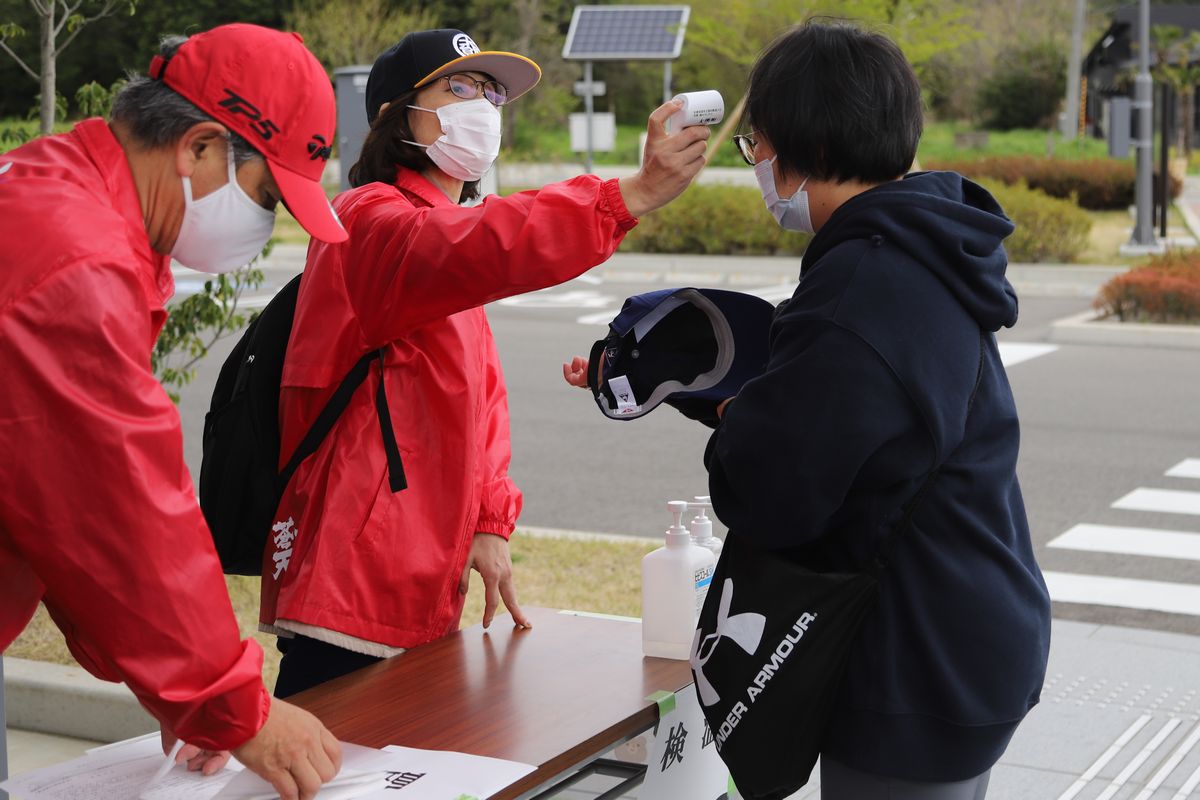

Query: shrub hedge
[[924, 156, 1181, 210], [619, 184, 809, 256], [1094, 250, 1200, 324], [979, 179, 1092, 263], [620, 179, 1090, 264]]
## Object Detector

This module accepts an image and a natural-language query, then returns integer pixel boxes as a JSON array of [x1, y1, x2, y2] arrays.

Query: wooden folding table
[[291, 607, 695, 799]]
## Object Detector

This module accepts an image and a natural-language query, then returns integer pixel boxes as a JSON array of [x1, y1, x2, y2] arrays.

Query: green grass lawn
[[7, 534, 656, 691], [499, 118, 1118, 169], [916, 121, 1113, 163]]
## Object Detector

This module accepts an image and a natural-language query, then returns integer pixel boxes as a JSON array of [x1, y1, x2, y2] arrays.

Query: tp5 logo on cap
[[452, 33, 480, 56], [149, 23, 347, 244]]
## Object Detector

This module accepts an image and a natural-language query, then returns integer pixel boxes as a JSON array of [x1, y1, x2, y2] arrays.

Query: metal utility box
[[333, 66, 372, 192]]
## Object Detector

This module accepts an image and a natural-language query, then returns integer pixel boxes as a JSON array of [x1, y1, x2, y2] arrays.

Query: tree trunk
[[39, 2, 56, 135], [503, 0, 539, 145]]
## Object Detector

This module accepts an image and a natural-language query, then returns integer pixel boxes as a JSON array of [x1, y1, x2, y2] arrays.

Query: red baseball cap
[[149, 23, 347, 243]]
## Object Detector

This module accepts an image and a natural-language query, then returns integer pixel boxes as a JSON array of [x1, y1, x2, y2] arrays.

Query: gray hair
[[110, 35, 261, 166]]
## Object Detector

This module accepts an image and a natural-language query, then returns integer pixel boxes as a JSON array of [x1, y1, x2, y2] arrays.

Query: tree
[[681, 0, 979, 148], [1149, 24, 1200, 158], [977, 39, 1066, 131], [285, 0, 437, 71], [0, 0, 135, 134], [462, 0, 577, 150], [153, 251, 268, 404]]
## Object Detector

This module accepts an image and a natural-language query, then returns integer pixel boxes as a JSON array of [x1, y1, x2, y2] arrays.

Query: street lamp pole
[[1127, 0, 1161, 251]]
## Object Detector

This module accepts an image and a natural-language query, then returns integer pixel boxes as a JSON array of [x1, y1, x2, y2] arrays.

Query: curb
[[1049, 309, 1200, 349], [519, 525, 661, 546], [1005, 265, 1125, 299], [3, 657, 154, 744], [254, 246, 1123, 297]]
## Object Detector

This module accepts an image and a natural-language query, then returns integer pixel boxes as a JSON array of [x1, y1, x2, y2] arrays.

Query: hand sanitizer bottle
[[642, 501, 717, 659], [689, 496, 723, 557]]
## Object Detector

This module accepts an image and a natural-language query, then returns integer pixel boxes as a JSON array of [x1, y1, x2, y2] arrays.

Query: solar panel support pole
[[584, 60, 595, 173], [662, 60, 672, 104]]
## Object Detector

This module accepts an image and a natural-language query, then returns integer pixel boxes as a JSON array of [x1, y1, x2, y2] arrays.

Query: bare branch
[[54, 25, 83, 56], [55, 0, 122, 50], [0, 38, 40, 82], [28, 0, 51, 18], [54, 0, 87, 37]]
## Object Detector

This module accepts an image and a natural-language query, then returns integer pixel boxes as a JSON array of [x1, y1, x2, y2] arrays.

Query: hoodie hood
[[802, 171, 1019, 331]]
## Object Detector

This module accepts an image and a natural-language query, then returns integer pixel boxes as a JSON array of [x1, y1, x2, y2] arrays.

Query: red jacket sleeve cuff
[[476, 519, 516, 540], [154, 639, 270, 751], [600, 178, 639, 232]]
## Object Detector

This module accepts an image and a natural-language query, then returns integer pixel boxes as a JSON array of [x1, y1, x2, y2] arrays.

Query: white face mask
[[405, 98, 502, 182], [754, 156, 814, 234], [172, 143, 275, 274]]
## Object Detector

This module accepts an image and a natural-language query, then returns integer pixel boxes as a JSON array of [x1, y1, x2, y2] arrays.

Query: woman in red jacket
[[261, 28, 709, 696]]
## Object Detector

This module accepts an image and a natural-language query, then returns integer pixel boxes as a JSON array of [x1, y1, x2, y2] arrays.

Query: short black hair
[[746, 20, 923, 184]]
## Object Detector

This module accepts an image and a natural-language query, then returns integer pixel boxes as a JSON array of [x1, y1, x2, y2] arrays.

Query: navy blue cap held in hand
[[586, 288, 775, 423]]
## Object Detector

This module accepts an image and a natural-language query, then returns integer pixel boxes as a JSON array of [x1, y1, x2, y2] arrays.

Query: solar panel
[[562, 5, 690, 61]]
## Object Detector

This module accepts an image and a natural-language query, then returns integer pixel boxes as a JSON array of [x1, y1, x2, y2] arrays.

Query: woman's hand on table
[[460, 532, 531, 630]]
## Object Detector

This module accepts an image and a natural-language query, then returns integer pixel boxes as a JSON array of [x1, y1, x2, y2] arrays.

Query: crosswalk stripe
[[1048, 524, 1200, 562], [1057, 715, 1152, 800], [998, 342, 1058, 367], [1043, 572, 1200, 617], [1113, 488, 1200, 517], [1167, 459, 1200, 480], [1173, 762, 1200, 800], [1133, 721, 1200, 800], [1096, 717, 1182, 800]]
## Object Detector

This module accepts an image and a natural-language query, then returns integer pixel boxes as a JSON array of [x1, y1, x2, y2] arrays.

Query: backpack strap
[[871, 330, 987, 572], [374, 350, 408, 492], [278, 349, 407, 494]]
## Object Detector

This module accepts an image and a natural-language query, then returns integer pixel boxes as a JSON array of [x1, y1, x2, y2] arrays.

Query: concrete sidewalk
[[7, 617, 1200, 799]]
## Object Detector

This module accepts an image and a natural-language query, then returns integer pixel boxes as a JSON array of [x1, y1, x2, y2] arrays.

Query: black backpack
[[199, 274, 407, 575]]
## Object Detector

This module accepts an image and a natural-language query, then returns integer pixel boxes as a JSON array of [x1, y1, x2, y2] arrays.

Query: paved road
[[174, 254, 1200, 640]]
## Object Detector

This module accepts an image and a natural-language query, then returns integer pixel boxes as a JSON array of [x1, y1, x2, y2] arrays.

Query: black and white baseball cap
[[365, 29, 542, 122], [587, 288, 775, 423]]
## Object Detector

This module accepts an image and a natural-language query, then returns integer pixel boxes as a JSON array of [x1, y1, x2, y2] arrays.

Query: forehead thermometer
[[668, 90, 724, 131]]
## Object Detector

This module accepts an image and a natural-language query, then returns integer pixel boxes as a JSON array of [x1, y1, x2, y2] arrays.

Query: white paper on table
[[1, 734, 535, 800], [0, 737, 239, 800], [372, 745, 536, 798], [216, 742, 535, 800], [212, 743, 392, 800]]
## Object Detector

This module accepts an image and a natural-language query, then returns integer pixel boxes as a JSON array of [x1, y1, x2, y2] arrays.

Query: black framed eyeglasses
[[732, 133, 758, 166], [442, 74, 508, 107]]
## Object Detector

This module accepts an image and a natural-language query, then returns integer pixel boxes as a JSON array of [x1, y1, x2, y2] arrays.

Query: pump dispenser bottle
[[642, 501, 717, 659], [688, 496, 723, 557]]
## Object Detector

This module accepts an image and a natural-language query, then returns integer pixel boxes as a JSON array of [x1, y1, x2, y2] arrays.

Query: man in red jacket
[[0, 24, 346, 800]]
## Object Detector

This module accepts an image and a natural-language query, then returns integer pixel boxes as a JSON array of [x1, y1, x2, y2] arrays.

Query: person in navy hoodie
[[566, 18, 1050, 800], [711, 20, 1051, 799]]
